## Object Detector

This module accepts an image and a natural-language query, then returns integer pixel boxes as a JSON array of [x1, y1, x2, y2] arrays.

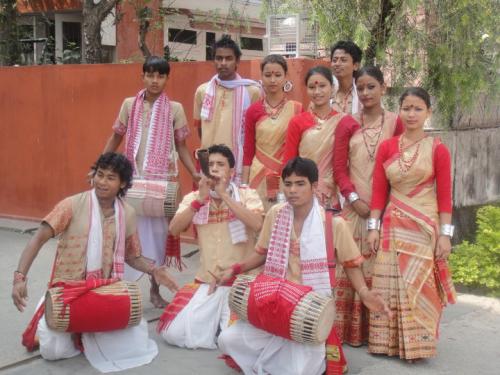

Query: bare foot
[[150, 290, 169, 309]]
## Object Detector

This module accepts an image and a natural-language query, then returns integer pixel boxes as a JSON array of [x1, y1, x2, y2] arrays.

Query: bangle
[[348, 192, 360, 204], [190, 199, 205, 212], [13, 271, 27, 285], [440, 224, 455, 238], [239, 183, 249, 188], [366, 218, 380, 231], [231, 263, 242, 276]]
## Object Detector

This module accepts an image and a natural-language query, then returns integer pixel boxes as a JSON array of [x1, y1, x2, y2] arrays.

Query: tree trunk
[[364, 0, 400, 64], [0, 0, 21, 65], [137, 6, 152, 59], [82, 0, 120, 64]]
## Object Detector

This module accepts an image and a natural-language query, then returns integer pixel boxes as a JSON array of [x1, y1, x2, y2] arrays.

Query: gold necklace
[[311, 109, 334, 128], [397, 135, 427, 174], [360, 110, 385, 161], [264, 97, 287, 121]]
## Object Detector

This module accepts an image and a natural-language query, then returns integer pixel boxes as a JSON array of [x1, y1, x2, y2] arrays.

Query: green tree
[[267, 0, 499, 125], [0, 0, 21, 65]]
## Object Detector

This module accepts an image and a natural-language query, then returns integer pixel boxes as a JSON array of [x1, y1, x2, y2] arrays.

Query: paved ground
[[0, 218, 499, 375]]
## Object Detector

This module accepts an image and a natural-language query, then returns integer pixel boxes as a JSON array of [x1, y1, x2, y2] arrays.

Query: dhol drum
[[45, 279, 142, 333], [229, 274, 335, 344], [125, 179, 180, 218]]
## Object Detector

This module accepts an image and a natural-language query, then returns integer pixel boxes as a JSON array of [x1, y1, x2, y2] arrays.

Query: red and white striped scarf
[[86, 189, 126, 280], [264, 198, 332, 296], [201, 74, 260, 184], [125, 89, 174, 180]]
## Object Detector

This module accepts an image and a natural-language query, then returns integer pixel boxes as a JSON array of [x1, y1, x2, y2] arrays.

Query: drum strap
[[324, 210, 347, 375], [325, 210, 336, 289]]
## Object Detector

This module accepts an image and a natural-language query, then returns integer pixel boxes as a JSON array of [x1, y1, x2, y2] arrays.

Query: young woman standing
[[367, 87, 456, 361], [243, 55, 302, 211], [283, 65, 345, 210], [333, 66, 403, 346]]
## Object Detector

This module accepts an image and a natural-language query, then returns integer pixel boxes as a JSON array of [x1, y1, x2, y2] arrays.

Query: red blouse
[[371, 136, 453, 213], [333, 115, 404, 198]]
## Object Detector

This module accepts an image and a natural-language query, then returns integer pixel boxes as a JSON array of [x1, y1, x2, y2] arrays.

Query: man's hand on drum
[[12, 278, 28, 312], [217, 267, 235, 287], [153, 266, 179, 293], [359, 287, 393, 318]]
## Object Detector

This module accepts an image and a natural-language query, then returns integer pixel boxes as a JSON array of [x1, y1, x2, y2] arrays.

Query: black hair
[[281, 157, 318, 184], [208, 144, 235, 168], [399, 87, 432, 109], [260, 54, 288, 74], [213, 35, 242, 60], [143, 55, 170, 75], [330, 41, 363, 64], [304, 65, 333, 86], [355, 65, 384, 85], [92, 152, 133, 197]]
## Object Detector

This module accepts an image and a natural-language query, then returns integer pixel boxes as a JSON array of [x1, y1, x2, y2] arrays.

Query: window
[[240, 37, 263, 51], [206, 32, 215, 60], [168, 28, 197, 45]]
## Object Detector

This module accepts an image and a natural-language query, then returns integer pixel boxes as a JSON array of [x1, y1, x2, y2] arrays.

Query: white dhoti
[[37, 299, 158, 373], [124, 216, 168, 281], [218, 320, 326, 375], [161, 284, 231, 349]]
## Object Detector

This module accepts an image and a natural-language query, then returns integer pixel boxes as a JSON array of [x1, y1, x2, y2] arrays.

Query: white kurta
[[218, 320, 326, 375], [161, 284, 231, 349]]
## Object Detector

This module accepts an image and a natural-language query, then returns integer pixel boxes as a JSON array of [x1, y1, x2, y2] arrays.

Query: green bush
[[449, 206, 500, 296]]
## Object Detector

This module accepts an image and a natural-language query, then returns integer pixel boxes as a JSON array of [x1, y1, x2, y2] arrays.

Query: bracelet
[[13, 271, 27, 285], [348, 192, 360, 204], [190, 199, 205, 212], [440, 224, 455, 238], [366, 218, 380, 231], [239, 183, 249, 188], [231, 263, 242, 276]]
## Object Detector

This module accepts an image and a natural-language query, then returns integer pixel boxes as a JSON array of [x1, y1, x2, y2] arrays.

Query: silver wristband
[[440, 224, 455, 238], [366, 218, 380, 231], [348, 192, 360, 204]]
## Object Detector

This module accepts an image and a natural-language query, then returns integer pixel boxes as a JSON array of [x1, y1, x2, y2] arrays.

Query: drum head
[[315, 298, 336, 342]]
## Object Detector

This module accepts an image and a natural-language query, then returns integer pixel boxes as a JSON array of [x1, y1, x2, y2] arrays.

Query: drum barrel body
[[45, 281, 142, 333], [126, 179, 179, 218], [229, 274, 335, 344]]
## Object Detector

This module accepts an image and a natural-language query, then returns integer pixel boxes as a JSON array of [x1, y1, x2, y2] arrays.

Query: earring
[[283, 80, 293, 93]]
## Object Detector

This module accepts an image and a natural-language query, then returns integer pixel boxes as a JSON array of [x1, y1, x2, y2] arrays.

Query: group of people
[[11, 35, 456, 374]]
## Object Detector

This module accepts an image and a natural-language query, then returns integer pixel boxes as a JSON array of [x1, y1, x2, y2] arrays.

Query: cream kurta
[[115, 97, 188, 176], [177, 188, 264, 283], [194, 83, 261, 150], [256, 203, 364, 285]]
